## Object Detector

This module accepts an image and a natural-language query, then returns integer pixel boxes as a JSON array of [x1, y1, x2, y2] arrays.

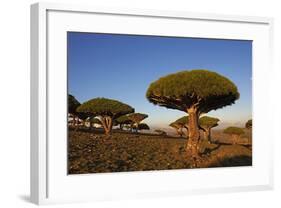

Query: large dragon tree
[[146, 70, 239, 161], [199, 116, 220, 142], [77, 98, 134, 135]]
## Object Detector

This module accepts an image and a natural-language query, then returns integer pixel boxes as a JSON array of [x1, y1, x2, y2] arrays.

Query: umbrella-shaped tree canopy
[[224, 127, 244, 135], [224, 127, 244, 144], [77, 98, 134, 118], [136, 123, 150, 130], [115, 115, 133, 130], [77, 98, 134, 135], [68, 94, 80, 114], [146, 70, 239, 113], [245, 119, 252, 129], [199, 116, 220, 142], [127, 113, 148, 132], [174, 116, 189, 129]]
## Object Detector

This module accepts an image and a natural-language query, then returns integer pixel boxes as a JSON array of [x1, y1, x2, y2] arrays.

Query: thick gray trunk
[[186, 106, 200, 167]]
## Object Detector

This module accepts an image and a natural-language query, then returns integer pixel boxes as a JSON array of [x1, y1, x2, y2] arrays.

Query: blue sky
[[68, 32, 252, 129]]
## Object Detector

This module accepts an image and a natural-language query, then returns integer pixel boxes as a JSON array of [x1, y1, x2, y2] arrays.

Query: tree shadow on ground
[[206, 155, 252, 167], [218, 155, 252, 166]]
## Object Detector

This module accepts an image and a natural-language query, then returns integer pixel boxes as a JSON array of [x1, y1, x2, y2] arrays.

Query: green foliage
[[174, 116, 189, 125], [169, 120, 187, 137], [68, 94, 80, 114], [245, 119, 252, 129], [115, 115, 133, 125], [170, 116, 189, 130], [199, 116, 219, 129], [127, 113, 148, 124], [223, 127, 244, 135], [77, 112, 90, 120], [77, 97, 134, 118], [169, 122, 182, 129], [146, 70, 239, 113]]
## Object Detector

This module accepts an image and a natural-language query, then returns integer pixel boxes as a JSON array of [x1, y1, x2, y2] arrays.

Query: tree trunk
[[184, 127, 189, 138], [74, 115, 79, 132], [176, 128, 183, 137], [135, 123, 139, 133], [186, 106, 200, 167], [101, 116, 113, 136], [73, 115, 76, 126], [89, 121, 92, 130], [208, 128, 212, 142], [232, 134, 239, 144], [203, 128, 211, 143]]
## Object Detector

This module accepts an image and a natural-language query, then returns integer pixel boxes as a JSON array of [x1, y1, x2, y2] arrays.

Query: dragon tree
[[127, 113, 148, 133], [245, 119, 252, 144], [68, 94, 81, 126], [199, 116, 219, 143], [77, 98, 134, 135], [133, 123, 150, 131], [169, 122, 184, 137], [224, 127, 244, 144], [115, 115, 133, 130], [245, 119, 252, 129], [169, 116, 189, 137], [146, 70, 239, 162]]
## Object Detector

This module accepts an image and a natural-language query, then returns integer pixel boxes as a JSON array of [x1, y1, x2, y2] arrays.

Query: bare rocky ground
[[68, 128, 252, 174]]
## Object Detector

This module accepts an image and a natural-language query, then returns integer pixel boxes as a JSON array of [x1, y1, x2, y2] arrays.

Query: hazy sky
[[68, 32, 252, 129]]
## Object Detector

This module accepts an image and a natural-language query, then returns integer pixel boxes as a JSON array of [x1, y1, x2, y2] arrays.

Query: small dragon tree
[[127, 113, 148, 133], [77, 98, 134, 135], [146, 70, 239, 162], [175, 116, 189, 131], [169, 122, 184, 137], [68, 94, 81, 126], [115, 115, 133, 130], [169, 116, 189, 137], [223, 127, 244, 144], [245, 119, 252, 144], [68, 94, 90, 127], [199, 116, 219, 143], [245, 119, 252, 129], [134, 123, 150, 131]]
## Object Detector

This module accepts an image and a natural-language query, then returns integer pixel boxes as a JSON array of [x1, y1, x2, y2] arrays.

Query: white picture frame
[[30, 2, 274, 205]]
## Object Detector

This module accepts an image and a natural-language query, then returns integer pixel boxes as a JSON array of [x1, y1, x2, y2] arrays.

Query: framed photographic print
[[30, 2, 274, 205]]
